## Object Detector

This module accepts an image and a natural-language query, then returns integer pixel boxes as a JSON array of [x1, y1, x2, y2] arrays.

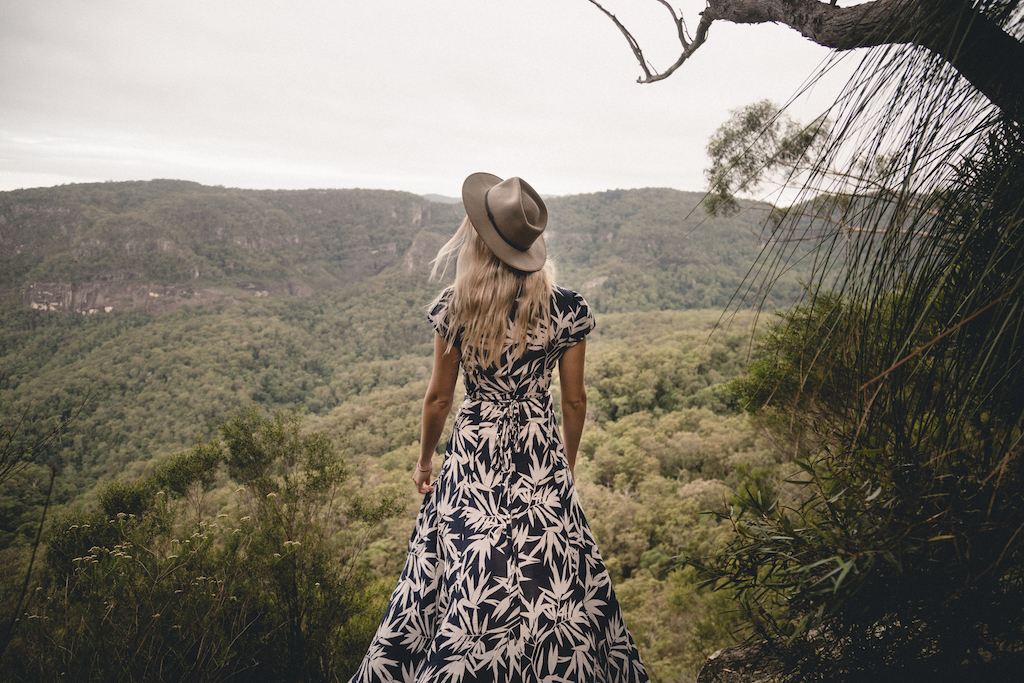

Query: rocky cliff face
[[19, 281, 243, 315], [402, 231, 447, 274]]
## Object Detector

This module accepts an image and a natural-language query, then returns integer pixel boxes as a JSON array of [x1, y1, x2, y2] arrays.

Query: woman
[[349, 173, 648, 683]]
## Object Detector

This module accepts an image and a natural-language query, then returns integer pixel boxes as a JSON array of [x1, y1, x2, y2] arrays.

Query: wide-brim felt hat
[[462, 172, 547, 272]]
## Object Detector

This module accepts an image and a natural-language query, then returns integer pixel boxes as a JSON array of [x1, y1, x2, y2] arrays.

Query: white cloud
[[0, 0, 857, 196]]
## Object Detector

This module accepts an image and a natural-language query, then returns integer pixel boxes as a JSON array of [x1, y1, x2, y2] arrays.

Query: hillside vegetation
[[0, 180, 794, 682]]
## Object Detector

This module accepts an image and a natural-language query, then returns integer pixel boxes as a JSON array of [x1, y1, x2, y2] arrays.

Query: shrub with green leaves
[[7, 406, 402, 683]]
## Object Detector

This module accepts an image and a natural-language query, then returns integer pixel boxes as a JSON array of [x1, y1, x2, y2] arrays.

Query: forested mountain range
[[0, 177, 794, 520], [0, 180, 794, 681], [0, 179, 798, 314]]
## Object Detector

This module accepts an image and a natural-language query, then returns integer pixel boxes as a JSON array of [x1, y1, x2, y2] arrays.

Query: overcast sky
[[0, 0, 858, 198]]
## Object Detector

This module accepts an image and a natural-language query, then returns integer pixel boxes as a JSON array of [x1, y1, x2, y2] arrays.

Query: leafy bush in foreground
[[5, 406, 401, 683]]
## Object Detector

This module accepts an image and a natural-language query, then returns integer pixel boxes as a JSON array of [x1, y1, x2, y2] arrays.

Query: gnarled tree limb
[[587, 0, 712, 82], [594, 0, 1024, 123]]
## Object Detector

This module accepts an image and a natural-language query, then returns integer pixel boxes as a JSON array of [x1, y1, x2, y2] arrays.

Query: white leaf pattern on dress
[[349, 287, 649, 683]]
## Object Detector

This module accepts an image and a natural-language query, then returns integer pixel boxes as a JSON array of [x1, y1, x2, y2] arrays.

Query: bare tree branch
[[587, 0, 712, 82], [593, 0, 1024, 122]]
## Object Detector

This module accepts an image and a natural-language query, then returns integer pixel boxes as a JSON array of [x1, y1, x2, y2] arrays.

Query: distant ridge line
[[421, 194, 461, 204]]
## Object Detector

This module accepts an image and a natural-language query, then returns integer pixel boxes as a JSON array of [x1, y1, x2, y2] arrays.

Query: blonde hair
[[431, 217, 555, 369]]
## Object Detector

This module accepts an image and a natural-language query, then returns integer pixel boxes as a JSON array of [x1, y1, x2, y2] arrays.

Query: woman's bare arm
[[558, 338, 587, 478], [415, 333, 460, 494]]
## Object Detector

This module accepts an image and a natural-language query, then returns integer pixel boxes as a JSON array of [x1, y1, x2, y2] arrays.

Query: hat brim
[[462, 172, 547, 272]]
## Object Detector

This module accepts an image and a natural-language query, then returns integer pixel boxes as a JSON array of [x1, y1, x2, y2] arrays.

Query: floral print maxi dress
[[349, 286, 649, 683]]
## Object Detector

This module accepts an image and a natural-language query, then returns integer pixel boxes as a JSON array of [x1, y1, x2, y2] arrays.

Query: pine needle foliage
[[694, 2, 1024, 680]]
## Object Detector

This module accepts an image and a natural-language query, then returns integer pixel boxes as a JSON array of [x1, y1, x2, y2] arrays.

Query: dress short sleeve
[[552, 287, 596, 352], [427, 287, 458, 343]]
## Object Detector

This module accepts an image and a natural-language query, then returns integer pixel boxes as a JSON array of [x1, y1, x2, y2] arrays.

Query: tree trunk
[[703, 0, 1024, 123]]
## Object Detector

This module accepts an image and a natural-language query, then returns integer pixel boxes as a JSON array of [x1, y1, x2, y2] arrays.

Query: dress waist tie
[[465, 391, 550, 474]]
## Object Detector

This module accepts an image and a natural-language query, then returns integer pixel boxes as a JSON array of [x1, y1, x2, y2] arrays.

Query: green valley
[[0, 180, 790, 682]]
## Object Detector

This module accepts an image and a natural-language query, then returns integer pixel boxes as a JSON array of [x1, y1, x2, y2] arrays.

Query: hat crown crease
[[462, 171, 547, 272], [485, 178, 542, 251]]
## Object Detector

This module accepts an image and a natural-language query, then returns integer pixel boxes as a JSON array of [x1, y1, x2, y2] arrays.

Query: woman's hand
[[413, 460, 434, 494], [416, 333, 459, 495]]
